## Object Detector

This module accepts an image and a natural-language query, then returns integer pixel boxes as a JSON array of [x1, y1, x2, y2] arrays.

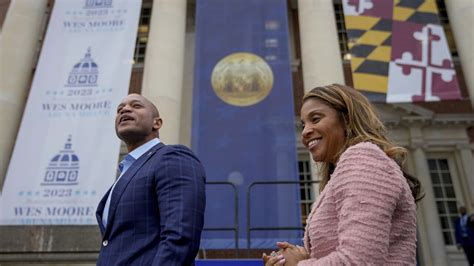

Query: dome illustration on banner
[[84, 0, 113, 9], [66, 47, 99, 87], [42, 136, 80, 186]]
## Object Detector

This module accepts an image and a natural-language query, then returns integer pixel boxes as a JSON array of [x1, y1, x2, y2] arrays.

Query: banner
[[0, 0, 141, 224], [193, 0, 302, 248], [342, 0, 461, 102]]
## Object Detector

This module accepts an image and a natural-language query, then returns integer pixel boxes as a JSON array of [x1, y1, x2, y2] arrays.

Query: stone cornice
[[389, 103, 435, 117], [431, 114, 474, 126], [379, 103, 474, 127], [384, 114, 474, 127]]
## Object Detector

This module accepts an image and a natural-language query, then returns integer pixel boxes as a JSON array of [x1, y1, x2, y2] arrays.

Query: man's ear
[[153, 117, 163, 131]]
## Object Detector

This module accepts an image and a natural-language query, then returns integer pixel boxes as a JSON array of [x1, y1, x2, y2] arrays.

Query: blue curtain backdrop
[[193, 0, 302, 249]]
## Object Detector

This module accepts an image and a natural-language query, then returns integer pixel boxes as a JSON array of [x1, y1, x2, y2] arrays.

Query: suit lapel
[[96, 188, 111, 235], [103, 142, 165, 237]]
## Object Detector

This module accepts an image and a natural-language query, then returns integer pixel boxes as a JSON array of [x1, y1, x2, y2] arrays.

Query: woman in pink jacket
[[264, 84, 423, 265]]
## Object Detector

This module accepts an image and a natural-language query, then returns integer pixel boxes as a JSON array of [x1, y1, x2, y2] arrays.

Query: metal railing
[[202, 181, 239, 257], [246, 180, 320, 251]]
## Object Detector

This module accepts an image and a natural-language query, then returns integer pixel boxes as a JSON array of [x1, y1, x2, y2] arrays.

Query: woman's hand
[[262, 250, 286, 265], [277, 242, 309, 266]]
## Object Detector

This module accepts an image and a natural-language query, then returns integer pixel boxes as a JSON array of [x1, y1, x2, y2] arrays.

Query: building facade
[[0, 0, 473, 265]]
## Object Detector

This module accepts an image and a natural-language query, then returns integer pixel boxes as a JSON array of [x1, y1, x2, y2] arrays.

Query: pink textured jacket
[[299, 142, 417, 265]]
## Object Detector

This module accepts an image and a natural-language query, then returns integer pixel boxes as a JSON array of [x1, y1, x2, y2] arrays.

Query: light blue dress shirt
[[102, 138, 161, 227]]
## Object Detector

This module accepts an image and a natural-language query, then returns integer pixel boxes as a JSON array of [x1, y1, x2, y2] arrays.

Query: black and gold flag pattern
[[346, 15, 392, 93], [342, 0, 461, 102]]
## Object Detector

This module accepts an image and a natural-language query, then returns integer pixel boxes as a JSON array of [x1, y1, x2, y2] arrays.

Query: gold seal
[[211, 52, 273, 106]]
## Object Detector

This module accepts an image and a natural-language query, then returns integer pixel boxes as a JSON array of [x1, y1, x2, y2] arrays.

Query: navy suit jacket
[[96, 143, 206, 265], [455, 215, 474, 246]]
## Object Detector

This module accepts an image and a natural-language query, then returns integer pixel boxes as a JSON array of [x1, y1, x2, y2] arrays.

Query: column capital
[[408, 141, 429, 151], [456, 143, 473, 150]]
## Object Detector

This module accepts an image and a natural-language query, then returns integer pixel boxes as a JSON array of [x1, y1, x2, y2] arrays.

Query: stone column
[[0, 0, 48, 189], [457, 144, 474, 201], [297, 0, 345, 88], [409, 127, 448, 266], [405, 152, 432, 266], [179, 28, 195, 147], [444, 0, 474, 107], [141, 0, 187, 144]]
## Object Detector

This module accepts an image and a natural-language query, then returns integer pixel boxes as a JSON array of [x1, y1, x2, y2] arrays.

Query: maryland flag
[[342, 0, 462, 102]]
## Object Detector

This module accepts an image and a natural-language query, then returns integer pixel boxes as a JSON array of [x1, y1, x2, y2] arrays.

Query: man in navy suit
[[96, 94, 206, 265], [455, 206, 474, 266]]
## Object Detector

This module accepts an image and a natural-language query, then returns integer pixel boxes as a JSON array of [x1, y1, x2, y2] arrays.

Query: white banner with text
[[0, 0, 141, 224]]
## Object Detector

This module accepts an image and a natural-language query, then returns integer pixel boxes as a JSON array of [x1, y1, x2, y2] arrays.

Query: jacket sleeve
[[152, 146, 206, 266], [298, 143, 404, 265]]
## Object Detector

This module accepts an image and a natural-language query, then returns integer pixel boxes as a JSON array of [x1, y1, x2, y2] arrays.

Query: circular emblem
[[211, 52, 273, 106]]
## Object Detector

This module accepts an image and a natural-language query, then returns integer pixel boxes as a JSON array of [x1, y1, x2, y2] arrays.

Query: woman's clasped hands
[[262, 242, 309, 266]]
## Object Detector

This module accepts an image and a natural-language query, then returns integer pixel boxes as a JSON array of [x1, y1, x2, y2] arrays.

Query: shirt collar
[[128, 138, 161, 160]]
